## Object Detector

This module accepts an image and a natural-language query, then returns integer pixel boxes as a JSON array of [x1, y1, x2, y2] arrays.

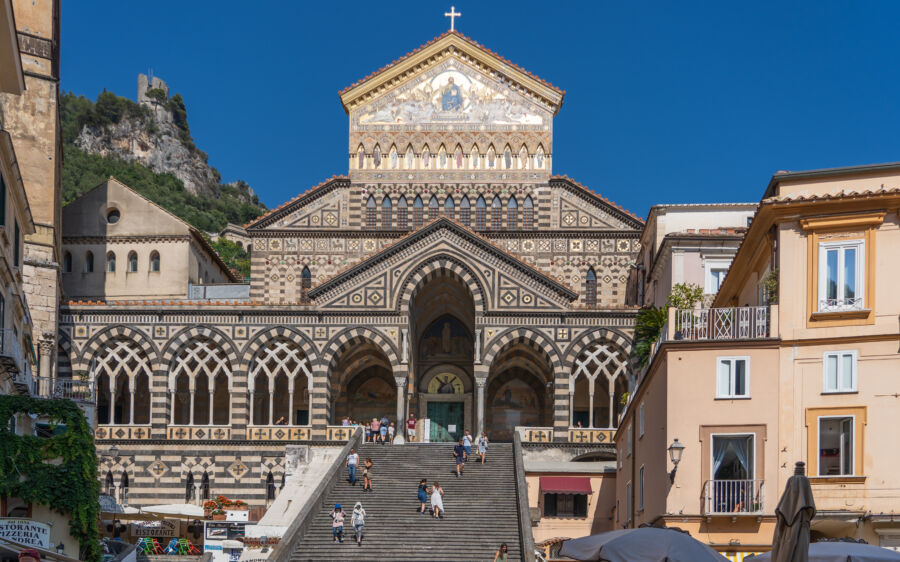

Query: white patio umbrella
[[140, 503, 205, 519]]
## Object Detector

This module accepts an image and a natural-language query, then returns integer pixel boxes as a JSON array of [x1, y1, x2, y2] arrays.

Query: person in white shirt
[[346, 448, 359, 485], [462, 430, 473, 460]]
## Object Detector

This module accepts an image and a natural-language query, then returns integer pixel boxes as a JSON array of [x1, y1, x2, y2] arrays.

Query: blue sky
[[62, 1, 900, 218]]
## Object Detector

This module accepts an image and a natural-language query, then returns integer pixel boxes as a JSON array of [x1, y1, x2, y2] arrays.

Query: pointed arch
[[507, 196, 519, 230], [149, 250, 160, 272], [491, 195, 502, 230], [475, 195, 486, 230], [518, 145, 529, 169], [381, 195, 393, 230], [389, 144, 399, 169], [107, 251, 116, 273], [459, 195, 471, 227], [365, 195, 376, 229], [422, 144, 431, 168], [63, 251, 72, 273], [523, 195, 534, 229], [413, 195, 424, 228], [300, 266, 312, 303], [356, 144, 365, 170], [397, 195, 408, 230], [438, 144, 448, 169], [470, 144, 481, 169], [372, 144, 382, 169], [454, 144, 464, 169], [84, 251, 94, 273], [585, 267, 597, 307], [427, 195, 439, 222], [200, 472, 210, 501], [405, 144, 415, 169], [443, 195, 455, 220]]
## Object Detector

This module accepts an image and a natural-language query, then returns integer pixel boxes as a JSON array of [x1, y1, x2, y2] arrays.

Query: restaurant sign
[[131, 519, 179, 538], [0, 519, 50, 548]]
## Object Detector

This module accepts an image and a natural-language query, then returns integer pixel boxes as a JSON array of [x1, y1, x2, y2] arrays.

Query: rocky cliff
[[61, 84, 265, 233]]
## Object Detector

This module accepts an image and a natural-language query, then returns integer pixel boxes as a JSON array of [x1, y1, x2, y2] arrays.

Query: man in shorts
[[462, 429, 473, 460], [453, 437, 467, 478], [406, 413, 417, 442]]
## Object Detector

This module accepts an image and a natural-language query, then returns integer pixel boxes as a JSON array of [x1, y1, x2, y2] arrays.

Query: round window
[[106, 209, 121, 224]]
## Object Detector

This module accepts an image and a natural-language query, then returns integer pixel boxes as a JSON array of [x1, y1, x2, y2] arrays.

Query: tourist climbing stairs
[[292, 442, 524, 561]]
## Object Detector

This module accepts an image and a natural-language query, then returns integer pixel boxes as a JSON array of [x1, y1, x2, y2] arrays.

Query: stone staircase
[[291, 442, 524, 561]]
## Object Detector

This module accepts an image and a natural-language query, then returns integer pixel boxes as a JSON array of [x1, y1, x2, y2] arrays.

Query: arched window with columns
[[523, 196, 534, 229], [104, 471, 114, 496], [444, 196, 455, 220], [381, 196, 392, 229], [185, 472, 195, 503], [365, 196, 376, 229], [570, 341, 629, 429], [300, 266, 312, 303], [491, 196, 502, 230], [427, 195, 439, 222], [169, 338, 232, 426], [249, 338, 312, 426], [507, 196, 518, 230], [459, 196, 471, 227], [92, 337, 152, 425], [413, 196, 424, 228], [201, 472, 210, 501], [397, 196, 408, 229]]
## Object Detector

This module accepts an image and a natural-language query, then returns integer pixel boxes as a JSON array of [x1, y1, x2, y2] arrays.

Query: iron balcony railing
[[32, 377, 95, 403], [675, 306, 770, 341], [818, 297, 864, 313], [703, 479, 765, 515]]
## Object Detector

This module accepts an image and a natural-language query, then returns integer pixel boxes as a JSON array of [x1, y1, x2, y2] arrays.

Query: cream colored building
[[61, 177, 237, 301], [0, 0, 36, 398], [0, 0, 62, 388], [616, 162, 900, 557], [632, 203, 757, 308]]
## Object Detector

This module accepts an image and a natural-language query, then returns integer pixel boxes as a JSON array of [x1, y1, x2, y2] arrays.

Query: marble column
[[395, 377, 406, 428], [568, 388, 575, 428], [268, 391, 274, 425], [588, 378, 595, 429], [169, 390, 176, 425], [608, 377, 616, 428], [38, 337, 54, 397], [475, 378, 486, 435], [208, 391, 214, 426]]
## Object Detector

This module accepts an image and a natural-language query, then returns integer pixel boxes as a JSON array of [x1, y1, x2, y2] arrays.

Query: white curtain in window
[[732, 436, 752, 479], [712, 436, 729, 477]]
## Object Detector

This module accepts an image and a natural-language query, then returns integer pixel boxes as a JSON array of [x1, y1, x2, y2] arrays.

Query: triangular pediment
[[550, 176, 645, 230], [309, 218, 577, 312], [245, 176, 350, 230], [340, 32, 564, 117]]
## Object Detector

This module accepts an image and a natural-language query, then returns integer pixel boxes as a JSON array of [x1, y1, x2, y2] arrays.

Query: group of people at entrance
[[342, 416, 396, 444]]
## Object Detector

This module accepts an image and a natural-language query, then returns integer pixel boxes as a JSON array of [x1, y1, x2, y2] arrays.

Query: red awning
[[539, 476, 592, 495]]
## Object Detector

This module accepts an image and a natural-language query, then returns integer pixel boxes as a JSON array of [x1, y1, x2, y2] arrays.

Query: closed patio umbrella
[[770, 462, 816, 562], [747, 541, 900, 561], [558, 527, 729, 562]]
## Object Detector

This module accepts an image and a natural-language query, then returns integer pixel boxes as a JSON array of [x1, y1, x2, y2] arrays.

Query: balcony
[[703, 479, 765, 516], [32, 377, 95, 403], [671, 306, 773, 341], [0, 328, 24, 374]]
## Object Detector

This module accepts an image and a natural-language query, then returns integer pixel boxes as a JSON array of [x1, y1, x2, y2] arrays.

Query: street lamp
[[108, 445, 119, 459], [55, 543, 65, 556], [667, 438, 685, 483]]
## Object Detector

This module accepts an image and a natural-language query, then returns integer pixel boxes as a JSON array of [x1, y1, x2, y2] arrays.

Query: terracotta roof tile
[[764, 185, 900, 203], [551, 175, 645, 223], [244, 176, 349, 229], [339, 30, 563, 97]]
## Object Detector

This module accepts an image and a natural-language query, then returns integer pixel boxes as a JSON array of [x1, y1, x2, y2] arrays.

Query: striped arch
[[162, 325, 240, 389], [74, 324, 160, 372], [481, 327, 563, 373], [240, 326, 319, 372], [323, 326, 402, 376], [562, 327, 633, 366], [563, 328, 634, 385], [398, 255, 486, 315]]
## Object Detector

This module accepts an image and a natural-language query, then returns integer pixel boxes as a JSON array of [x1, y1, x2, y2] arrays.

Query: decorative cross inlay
[[444, 5, 461, 31], [175, 428, 188, 439]]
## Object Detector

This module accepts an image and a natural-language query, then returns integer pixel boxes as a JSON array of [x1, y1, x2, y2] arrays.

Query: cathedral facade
[[60, 32, 642, 507]]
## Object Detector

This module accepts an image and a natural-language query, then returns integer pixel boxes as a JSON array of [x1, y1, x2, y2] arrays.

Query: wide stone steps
[[291, 442, 523, 561]]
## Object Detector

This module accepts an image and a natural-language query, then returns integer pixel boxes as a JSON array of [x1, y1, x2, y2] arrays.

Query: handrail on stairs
[[513, 431, 536, 562], [268, 427, 363, 562]]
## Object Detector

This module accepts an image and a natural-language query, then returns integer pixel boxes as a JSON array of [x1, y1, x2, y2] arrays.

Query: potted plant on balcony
[[230, 500, 249, 511], [203, 500, 217, 519], [211, 509, 226, 521]]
